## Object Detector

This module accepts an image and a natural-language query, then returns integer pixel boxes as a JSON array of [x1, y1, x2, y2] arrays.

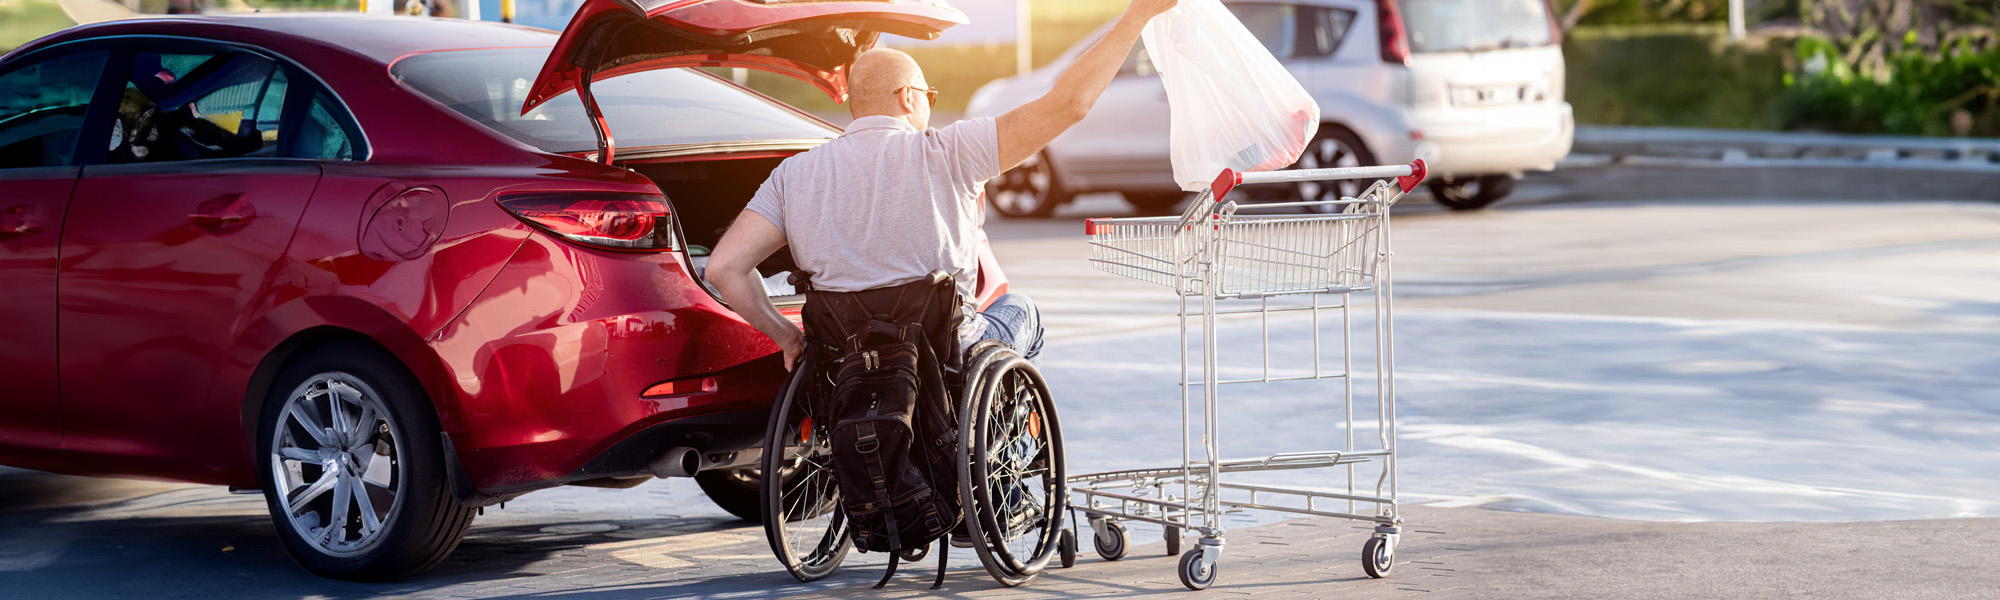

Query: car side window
[[1299, 6, 1357, 58], [293, 90, 357, 161], [0, 50, 110, 169], [1226, 3, 1299, 60], [109, 50, 287, 163]]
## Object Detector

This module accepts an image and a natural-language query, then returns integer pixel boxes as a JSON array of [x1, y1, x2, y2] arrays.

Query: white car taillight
[[1375, 0, 1411, 65], [498, 191, 679, 251]]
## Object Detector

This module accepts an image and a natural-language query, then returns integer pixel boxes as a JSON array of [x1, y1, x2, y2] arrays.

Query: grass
[[1, 0, 75, 54]]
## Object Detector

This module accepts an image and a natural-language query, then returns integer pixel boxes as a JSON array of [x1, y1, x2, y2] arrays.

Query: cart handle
[[1210, 159, 1428, 202]]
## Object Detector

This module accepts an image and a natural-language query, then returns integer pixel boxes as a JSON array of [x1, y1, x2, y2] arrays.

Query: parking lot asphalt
[[6, 175, 1999, 598]]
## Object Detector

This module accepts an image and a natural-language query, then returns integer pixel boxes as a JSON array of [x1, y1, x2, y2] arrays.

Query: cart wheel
[[1060, 528, 1077, 568], [1362, 536, 1394, 578], [899, 543, 930, 563], [1178, 548, 1217, 590], [1093, 521, 1130, 561], [1164, 526, 1181, 557]]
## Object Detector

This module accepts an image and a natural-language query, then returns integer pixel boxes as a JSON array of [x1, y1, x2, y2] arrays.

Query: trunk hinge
[[577, 71, 615, 164]]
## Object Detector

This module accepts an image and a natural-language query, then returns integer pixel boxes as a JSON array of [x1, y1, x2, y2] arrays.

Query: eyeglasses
[[894, 85, 939, 107]]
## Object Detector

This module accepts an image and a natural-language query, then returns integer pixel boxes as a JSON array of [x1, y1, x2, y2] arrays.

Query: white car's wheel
[[257, 341, 474, 580], [1427, 175, 1516, 211], [1292, 126, 1379, 214], [988, 152, 1071, 219]]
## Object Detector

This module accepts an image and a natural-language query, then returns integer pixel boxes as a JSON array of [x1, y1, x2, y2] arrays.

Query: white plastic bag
[[1142, 0, 1320, 191]]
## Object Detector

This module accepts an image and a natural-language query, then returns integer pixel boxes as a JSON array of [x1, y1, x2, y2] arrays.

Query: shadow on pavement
[[0, 468, 796, 599]]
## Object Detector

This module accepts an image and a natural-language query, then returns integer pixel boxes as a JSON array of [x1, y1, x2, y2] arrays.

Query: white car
[[967, 0, 1574, 216]]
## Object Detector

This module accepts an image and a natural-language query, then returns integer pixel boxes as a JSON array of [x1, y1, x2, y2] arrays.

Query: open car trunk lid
[[524, 0, 966, 116]]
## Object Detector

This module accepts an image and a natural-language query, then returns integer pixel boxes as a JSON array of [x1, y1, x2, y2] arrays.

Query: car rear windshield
[[1397, 0, 1553, 53], [392, 48, 837, 154]]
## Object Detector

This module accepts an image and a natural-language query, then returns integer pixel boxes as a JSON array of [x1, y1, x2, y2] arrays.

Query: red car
[[0, 0, 1004, 580]]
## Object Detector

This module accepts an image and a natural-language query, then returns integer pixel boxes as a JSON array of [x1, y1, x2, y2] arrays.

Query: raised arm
[[707, 210, 804, 371], [995, 0, 1178, 171]]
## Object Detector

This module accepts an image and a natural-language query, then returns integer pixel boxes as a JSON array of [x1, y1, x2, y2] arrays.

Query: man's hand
[[777, 327, 804, 372], [995, 0, 1178, 170], [1128, 0, 1177, 20], [709, 210, 808, 371]]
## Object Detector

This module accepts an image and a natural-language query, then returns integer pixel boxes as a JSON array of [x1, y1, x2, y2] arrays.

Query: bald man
[[708, 0, 1179, 371]]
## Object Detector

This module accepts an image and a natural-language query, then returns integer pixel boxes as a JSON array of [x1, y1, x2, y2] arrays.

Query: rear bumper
[[1414, 102, 1574, 179], [442, 406, 767, 506], [427, 235, 786, 498]]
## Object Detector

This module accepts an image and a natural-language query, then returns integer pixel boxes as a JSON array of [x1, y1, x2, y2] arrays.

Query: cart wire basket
[[1069, 160, 1426, 590]]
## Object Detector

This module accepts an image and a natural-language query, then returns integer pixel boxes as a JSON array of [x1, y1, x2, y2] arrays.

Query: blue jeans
[[962, 293, 1044, 362]]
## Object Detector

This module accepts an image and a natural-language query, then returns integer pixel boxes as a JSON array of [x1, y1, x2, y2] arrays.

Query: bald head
[[848, 48, 929, 126]]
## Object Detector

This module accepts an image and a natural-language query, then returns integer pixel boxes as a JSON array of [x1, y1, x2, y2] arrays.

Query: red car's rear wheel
[[256, 341, 474, 580]]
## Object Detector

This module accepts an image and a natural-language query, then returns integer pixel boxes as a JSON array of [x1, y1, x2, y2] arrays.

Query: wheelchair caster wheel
[[899, 544, 930, 562], [1060, 528, 1077, 568], [1362, 535, 1394, 578], [1178, 548, 1216, 590], [1094, 521, 1129, 561], [1164, 526, 1181, 557]]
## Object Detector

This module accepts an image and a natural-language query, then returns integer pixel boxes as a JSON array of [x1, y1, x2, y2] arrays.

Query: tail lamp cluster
[[1375, 0, 1410, 65], [497, 191, 678, 251]]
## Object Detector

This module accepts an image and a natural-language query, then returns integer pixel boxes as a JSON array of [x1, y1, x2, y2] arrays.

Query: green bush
[[1782, 34, 2000, 137], [1562, 24, 1790, 129]]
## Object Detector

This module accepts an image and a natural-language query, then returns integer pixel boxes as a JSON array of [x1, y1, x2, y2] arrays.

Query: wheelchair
[[759, 339, 1074, 587]]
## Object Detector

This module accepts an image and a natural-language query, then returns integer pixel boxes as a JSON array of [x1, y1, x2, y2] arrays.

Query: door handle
[[189, 195, 257, 228]]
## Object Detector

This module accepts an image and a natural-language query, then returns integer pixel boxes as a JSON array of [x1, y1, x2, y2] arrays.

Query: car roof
[[10, 14, 557, 65]]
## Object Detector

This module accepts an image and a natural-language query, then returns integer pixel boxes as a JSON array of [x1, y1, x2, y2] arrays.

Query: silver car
[[968, 0, 1574, 216]]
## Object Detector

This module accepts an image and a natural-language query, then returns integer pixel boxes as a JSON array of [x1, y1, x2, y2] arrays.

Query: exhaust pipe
[[648, 447, 703, 478], [646, 447, 763, 478]]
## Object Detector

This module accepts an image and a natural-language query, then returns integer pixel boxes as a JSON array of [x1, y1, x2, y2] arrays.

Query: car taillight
[[642, 376, 716, 398], [498, 191, 678, 251], [1375, 0, 1410, 65]]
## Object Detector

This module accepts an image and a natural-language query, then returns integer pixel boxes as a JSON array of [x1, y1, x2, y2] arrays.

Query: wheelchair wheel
[[760, 351, 851, 582], [957, 348, 1067, 587]]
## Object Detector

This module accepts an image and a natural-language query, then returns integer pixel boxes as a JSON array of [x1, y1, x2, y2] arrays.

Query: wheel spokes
[[351, 474, 383, 537], [287, 403, 336, 449], [286, 470, 337, 515], [272, 373, 404, 557], [328, 472, 353, 546]]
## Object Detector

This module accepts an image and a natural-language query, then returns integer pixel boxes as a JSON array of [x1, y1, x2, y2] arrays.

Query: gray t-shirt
[[744, 115, 1001, 346]]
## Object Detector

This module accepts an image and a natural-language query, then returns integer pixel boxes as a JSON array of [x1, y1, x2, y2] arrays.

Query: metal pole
[[1381, 196, 1398, 511], [501, 0, 514, 23], [1202, 231, 1221, 534], [1179, 265, 1192, 538], [1016, 0, 1032, 75], [1343, 292, 1354, 513], [1727, 0, 1745, 41]]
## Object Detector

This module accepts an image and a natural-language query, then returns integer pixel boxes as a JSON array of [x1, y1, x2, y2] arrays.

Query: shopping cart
[[1068, 160, 1426, 590]]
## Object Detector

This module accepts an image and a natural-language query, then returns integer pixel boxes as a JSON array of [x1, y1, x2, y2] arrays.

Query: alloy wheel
[[270, 373, 405, 558], [988, 153, 1066, 218], [1294, 133, 1365, 213]]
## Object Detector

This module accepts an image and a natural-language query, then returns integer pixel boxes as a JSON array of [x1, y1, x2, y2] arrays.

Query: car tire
[[988, 151, 1071, 219], [1123, 191, 1186, 215], [695, 468, 763, 522], [1291, 125, 1379, 213], [1426, 175, 1515, 211], [256, 340, 474, 581]]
